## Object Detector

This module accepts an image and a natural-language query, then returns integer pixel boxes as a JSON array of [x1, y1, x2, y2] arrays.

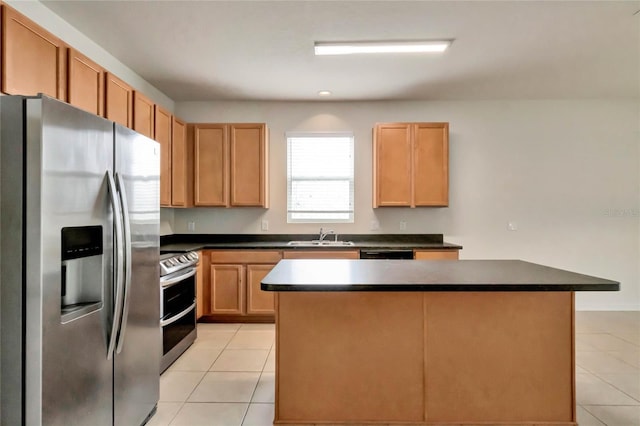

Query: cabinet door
[[104, 72, 133, 127], [282, 250, 360, 259], [67, 48, 104, 116], [133, 91, 155, 139], [413, 123, 449, 206], [414, 250, 458, 260], [171, 117, 189, 207], [155, 106, 172, 206], [246, 264, 276, 315], [2, 5, 66, 99], [373, 123, 412, 207], [193, 124, 228, 206], [210, 264, 244, 315], [230, 124, 268, 207]]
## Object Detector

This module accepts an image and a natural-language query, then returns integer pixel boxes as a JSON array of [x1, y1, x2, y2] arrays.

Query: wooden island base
[[274, 291, 576, 426]]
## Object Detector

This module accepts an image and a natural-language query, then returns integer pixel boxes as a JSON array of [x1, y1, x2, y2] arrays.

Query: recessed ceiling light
[[318, 90, 332, 96], [314, 40, 452, 55]]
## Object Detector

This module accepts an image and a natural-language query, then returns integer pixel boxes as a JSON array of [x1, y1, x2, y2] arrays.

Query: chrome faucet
[[318, 227, 337, 242]]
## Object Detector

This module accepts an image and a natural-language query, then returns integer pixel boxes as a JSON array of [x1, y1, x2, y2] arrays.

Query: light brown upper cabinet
[[192, 124, 228, 206], [230, 124, 269, 207], [373, 122, 449, 207], [133, 91, 155, 139], [192, 123, 268, 208], [67, 48, 104, 116], [104, 72, 133, 128], [171, 117, 191, 207], [2, 4, 66, 100], [155, 105, 172, 206]]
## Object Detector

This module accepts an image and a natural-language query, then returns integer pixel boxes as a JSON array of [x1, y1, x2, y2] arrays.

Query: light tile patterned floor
[[148, 312, 639, 426], [149, 324, 275, 426]]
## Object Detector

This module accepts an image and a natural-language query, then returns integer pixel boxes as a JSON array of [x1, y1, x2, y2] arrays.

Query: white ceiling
[[42, 0, 640, 102]]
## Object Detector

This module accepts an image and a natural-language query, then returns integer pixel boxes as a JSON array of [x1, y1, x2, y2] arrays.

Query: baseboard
[[575, 304, 640, 311]]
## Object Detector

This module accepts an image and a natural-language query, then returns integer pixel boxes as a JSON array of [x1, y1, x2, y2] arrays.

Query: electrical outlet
[[399, 221, 407, 231], [261, 219, 269, 231], [370, 220, 380, 231], [187, 221, 195, 231]]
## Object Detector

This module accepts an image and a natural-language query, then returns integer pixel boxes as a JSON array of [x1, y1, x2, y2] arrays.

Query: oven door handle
[[161, 267, 196, 289], [161, 302, 196, 327]]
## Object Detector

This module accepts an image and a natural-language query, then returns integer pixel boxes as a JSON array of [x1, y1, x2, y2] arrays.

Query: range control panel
[[160, 251, 199, 276]]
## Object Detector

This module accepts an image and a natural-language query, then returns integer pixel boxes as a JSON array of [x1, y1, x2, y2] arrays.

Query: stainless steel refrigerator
[[0, 95, 161, 425]]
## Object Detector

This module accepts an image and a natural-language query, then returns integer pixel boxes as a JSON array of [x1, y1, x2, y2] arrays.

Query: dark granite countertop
[[160, 234, 462, 253], [261, 259, 620, 292]]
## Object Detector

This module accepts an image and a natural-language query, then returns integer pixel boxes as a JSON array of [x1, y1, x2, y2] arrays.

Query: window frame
[[286, 131, 355, 224]]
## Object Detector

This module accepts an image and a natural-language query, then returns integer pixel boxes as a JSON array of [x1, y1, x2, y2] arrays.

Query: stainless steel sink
[[287, 240, 355, 246]]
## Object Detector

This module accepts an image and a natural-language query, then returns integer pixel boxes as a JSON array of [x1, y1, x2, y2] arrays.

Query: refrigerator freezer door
[[28, 96, 114, 425], [1, 95, 28, 426], [113, 124, 161, 426]]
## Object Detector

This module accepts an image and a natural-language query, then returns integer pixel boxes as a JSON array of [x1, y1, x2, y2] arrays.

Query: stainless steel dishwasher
[[359, 249, 414, 259]]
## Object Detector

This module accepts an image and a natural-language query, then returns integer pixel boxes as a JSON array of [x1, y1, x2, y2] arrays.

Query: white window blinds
[[287, 133, 354, 223]]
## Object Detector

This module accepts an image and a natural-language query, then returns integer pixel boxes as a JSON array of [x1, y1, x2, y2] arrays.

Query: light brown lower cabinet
[[282, 250, 360, 259], [246, 264, 277, 315], [196, 250, 206, 320], [204, 250, 281, 322], [210, 264, 245, 315], [414, 250, 459, 260], [200, 249, 458, 323]]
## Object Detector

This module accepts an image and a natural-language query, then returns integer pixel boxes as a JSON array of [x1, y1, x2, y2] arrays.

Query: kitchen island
[[261, 259, 619, 426]]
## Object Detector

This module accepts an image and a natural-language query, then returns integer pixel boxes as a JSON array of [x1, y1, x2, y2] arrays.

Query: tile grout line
[[169, 324, 242, 416], [580, 405, 609, 426], [165, 401, 185, 426], [575, 368, 640, 405], [240, 335, 275, 425]]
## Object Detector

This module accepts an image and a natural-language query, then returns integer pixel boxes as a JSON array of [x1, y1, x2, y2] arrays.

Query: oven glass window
[[162, 274, 195, 319]]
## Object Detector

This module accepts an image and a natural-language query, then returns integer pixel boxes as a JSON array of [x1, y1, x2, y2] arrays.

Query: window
[[287, 132, 354, 223]]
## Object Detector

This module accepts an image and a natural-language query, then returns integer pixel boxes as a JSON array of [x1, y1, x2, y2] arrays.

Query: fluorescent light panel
[[314, 40, 451, 55]]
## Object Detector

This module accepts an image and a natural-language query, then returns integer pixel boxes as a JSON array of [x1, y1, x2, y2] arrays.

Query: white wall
[[4, 0, 174, 111], [172, 99, 640, 311]]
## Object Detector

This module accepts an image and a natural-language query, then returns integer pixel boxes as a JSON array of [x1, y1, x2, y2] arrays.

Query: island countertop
[[261, 259, 619, 292]]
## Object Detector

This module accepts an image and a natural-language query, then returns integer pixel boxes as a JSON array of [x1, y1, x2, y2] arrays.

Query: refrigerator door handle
[[115, 172, 133, 354], [106, 171, 125, 360]]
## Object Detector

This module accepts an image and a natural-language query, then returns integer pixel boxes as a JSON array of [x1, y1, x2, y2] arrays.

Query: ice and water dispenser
[[60, 226, 104, 323]]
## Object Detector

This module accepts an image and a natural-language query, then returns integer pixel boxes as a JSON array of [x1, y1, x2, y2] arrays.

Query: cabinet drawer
[[413, 250, 459, 260], [208, 250, 282, 264]]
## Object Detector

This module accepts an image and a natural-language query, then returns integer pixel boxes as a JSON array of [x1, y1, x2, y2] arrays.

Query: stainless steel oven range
[[160, 251, 198, 372]]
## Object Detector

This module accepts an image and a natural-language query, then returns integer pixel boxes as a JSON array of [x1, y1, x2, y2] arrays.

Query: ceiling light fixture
[[314, 40, 452, 55], [318, 90, 332, 96]]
